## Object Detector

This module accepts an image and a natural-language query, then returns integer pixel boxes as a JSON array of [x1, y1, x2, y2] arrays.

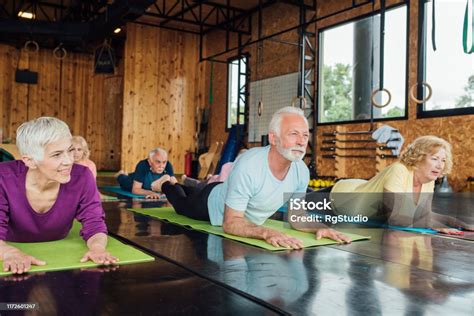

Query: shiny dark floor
[[0, 253, 281, 315], [2, 180, 474, 315], [103, 195, 474, 316]]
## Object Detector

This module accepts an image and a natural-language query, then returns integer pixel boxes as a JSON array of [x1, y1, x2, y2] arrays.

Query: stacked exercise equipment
[[321, 125, 401, 180]]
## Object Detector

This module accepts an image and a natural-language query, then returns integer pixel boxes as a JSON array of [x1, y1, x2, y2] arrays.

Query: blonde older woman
[[0, 117, 117, 274], [330, 136, 471, 232], [71, 136, 97, 179]]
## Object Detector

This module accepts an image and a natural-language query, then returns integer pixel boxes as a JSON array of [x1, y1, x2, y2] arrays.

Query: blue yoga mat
[[349, 217, 437, 234], [99, 186, 166, 199], [385, 225, 437, 234]]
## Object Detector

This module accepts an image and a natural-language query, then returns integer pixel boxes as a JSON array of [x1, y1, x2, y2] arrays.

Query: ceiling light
[[18, 11, 35, 19], [114, 28, 121, 34]]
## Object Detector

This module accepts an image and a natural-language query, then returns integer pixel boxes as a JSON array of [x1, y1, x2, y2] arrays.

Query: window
[[227, 55, 248, 129], [418, 0, 474, 117], [318, 5, 408, 124]]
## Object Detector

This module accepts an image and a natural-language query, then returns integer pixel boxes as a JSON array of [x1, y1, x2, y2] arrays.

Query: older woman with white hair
[[0, 117, 117, 274]]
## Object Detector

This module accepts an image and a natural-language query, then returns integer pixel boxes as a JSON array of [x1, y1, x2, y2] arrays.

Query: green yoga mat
[[129, 207, 370, 251], [0, 222, 154, 276], [100, 193, 119, 201]]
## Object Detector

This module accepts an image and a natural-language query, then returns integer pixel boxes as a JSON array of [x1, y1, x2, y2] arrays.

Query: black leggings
[[117, 173, 135, 192], [161, 181, 222, 221]]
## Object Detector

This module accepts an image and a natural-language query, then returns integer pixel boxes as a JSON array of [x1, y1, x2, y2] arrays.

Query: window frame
[[226, 53, 249, 131], [316, 2, 410, 126], [416, 0, 474, 119]]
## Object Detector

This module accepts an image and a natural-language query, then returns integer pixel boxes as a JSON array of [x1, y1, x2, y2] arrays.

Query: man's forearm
[[288, 209, 328, 232], [223, 218, 273, 240]]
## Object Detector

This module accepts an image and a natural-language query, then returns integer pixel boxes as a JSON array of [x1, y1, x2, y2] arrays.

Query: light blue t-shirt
[[207, 146, 309, 226]]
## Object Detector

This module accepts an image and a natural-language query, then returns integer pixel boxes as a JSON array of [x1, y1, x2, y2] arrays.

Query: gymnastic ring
[[53, 46, 67, 60], [291, 96, 307, 109], [257, 101, 263, 116], [24, 40, 39, 53], [371, 88, 392, 108], [409, 82, 433, 104]]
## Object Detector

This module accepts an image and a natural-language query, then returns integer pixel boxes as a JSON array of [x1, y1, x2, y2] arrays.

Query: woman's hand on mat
[[145, 193, 162, 199], [2, 249, 46, 274], [263, 229, 303, 249], [432, 227, 464, 235], [80, 249, 118, 265], [315, 228, 352, 244]]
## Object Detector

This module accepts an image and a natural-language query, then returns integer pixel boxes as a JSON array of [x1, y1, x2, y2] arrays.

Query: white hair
[[268, 106, 308, 137], [148, 147, 168, 159], [16, 117, 72, 161]]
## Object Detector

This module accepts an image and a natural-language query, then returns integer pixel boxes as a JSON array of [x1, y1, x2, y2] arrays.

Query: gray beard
[[276, 143, 305, 162]]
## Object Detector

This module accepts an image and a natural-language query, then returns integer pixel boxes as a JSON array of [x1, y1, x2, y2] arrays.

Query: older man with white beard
[[160, 106, 351, 249]]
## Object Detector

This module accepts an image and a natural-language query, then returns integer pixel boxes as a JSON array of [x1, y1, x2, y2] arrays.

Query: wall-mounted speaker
[[15, 69, 38, 84]]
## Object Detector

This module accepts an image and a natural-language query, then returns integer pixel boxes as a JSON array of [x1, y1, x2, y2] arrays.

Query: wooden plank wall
[[121, 23, 206, 173], [0, 44, 123, 170], [205, 0, 474, 191]]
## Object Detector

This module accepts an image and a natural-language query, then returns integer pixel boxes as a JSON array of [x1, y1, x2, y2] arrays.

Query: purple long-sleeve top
[[0, 160, 108, 242]]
